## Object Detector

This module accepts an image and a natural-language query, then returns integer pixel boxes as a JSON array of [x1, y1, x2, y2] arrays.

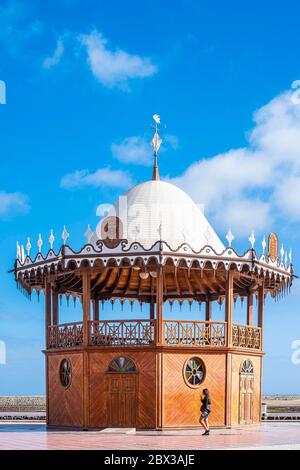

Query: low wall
[[0, 396, 46, 412]]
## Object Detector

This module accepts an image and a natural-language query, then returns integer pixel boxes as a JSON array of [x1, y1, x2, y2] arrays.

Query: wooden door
[[239, 374, 254, 424], [107, 374, 137, 427]]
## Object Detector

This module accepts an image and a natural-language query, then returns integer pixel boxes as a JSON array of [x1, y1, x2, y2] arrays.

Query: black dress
[[201, 396, 211, 417]]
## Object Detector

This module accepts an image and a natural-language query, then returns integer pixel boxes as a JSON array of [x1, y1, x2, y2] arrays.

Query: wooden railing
[[163, 320, 226, 346], [89, 320, 155, 346], [48, 322, 83, 349], [232, 323, 261, 350], [47, 320, 262, 351]]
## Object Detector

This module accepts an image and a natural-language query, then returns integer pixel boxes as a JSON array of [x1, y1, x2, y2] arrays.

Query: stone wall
[[0, 396, 46, 412]]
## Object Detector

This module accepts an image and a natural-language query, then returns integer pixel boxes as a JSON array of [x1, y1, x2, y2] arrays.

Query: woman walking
[[200, 388, 211, 435]]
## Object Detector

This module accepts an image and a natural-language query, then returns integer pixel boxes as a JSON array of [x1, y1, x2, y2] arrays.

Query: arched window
[[59, 359, 72, 387], [183, 357, 206, 387], [240, 359, 254, 374], [108, 357, 136, 373]]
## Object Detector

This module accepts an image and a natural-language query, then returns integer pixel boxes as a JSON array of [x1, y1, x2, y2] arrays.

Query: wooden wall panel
[[162, 352, 226, 427], [230, 353, 261, 425], [88, 350, 156, 429], [48, 353, 84, 427]]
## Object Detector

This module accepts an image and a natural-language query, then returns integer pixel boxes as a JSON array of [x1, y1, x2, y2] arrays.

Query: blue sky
[[0, 0, 300, 395]]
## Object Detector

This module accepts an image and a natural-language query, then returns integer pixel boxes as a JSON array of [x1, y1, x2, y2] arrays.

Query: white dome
[[110, 180, 225, 253]]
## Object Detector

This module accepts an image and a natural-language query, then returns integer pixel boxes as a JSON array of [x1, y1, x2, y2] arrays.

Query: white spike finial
[[249, 230, 255, 248], [285, 251, 288, 267], [21, 245, 25, 263], [280, 243, 285, 260], [49, 229, 55, 249], [62, 226, 69, 245], [289, 248, 292, 264], [26, 237, 31, 256], [37, 234, 43, 253], [226, 229, 234, 247], [262, 235, 266, 254], [16, 241, 21, 260], [84, 224, 93, 243]]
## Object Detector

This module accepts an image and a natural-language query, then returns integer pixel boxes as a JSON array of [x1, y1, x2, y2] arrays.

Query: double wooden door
[[107, 373, 137, 427], [239, 373, 254, 424]]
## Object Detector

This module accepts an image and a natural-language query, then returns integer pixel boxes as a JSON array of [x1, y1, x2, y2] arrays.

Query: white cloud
[[111, 136, 152, 166], [111, 134, 179, 166], [79, 30, 157, 88], [0, 191, 30, 218], [171, 87, 300, 237], [43, 38, 64, 69], [60, 167, 133, 190]]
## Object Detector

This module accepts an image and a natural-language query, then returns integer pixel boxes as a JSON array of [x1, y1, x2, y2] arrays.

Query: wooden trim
[[93, 299, 99, 322], [150, 302, 155, 320], [156, 352, 163, 428], [225, 352, 232, 427], [156, 267, 164, 345], [45, 280, 51, 349], [225, 271, 233, 347], [82, 270, 91, 347], [82, 270, 91, 429], [246, 293, 253, 326], [45, 354, 49, 425], [258, 283, 264, 328], [205, 297, 212, 322], [44, 345, 265, 356], [83, 351, 89, 429], [52, 286, 59, 326], [258, 282, 264, 350]]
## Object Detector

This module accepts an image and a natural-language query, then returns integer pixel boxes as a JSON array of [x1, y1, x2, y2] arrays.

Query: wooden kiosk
[[13, 119, 293, 429]]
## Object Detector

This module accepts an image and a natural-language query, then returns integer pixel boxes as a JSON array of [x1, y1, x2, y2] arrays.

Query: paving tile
[[0, 422, 299, 450]]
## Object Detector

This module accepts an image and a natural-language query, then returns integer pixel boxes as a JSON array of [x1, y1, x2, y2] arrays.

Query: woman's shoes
[[202, 430, 210, 435]]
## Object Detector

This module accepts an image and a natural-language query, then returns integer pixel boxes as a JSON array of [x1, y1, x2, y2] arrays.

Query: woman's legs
[[204, 417, 209, 431], [200, 417, 208, 431]]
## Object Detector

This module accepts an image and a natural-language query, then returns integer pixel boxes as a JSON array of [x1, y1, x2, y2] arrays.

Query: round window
[[184, 357, 205, 388], [60, 359, 72, 388]]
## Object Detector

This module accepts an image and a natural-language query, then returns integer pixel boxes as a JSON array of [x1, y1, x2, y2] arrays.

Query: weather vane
[[151, 114, 162, 181]]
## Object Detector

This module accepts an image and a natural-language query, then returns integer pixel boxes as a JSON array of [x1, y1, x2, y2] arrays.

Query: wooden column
[[205, 296, 212, 322], [155, 267, 164, 344], [82, 270, 91, 347], [93, 299, 99, 322], [150, 301, 155, 320], [52, 286, 59, 326], [258, 282, 264, 350], [225, 270, 233, 427], [246, 293, 253, 326], [82, 269, 91, 430], [45, 280, 52, 349], [225, 270, 234, 347], [155, 267, 164, 428]]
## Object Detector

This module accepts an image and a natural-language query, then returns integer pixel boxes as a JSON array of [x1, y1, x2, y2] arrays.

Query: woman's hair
[[203, 388, 211, 404]]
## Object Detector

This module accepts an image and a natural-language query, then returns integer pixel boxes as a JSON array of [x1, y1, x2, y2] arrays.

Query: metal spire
[[151, 114, 162, 181]]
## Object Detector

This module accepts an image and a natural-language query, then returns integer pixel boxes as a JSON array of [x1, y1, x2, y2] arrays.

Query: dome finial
[[151, 114, 162, 181]]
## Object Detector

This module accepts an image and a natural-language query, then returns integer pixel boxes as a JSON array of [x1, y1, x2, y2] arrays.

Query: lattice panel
[[89, 320, 155, 346]]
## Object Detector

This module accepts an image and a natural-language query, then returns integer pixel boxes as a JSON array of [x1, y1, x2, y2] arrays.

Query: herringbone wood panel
[[162, 352, 226, 427], [48, 353, 84, 427]]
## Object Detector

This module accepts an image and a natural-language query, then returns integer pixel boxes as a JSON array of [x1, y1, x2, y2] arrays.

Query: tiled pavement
[[0, 422, 299, 450]]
